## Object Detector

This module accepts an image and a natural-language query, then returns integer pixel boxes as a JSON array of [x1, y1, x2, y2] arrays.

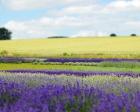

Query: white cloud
[[1, 0, 96, 11], [4, 20, 54, 39], [39, 16, 88, 27], [72, 31, 108, 37], [58, 4, 101, 15], [2, 0, 47, 10], [4, 16, 91, 39], [126, 21, 140, 28], [103, 0, 140, 13]]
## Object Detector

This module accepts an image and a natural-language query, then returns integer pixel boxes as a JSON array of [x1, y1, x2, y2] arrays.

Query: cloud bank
[[1, 0, 140, 39]]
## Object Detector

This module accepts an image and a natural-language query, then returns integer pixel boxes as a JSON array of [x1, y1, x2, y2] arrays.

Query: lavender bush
[[4, 69, 140, 77], [45, 58, 140, 63], [1, 72, 140, 93], [0, 57, 140, 63], [0, 68, 140, 111], [0, 79, 140, 112]]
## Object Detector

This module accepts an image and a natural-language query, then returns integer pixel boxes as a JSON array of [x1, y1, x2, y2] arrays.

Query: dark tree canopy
[[48, 36, 68, 39], [0, 27, 12, 40], [110, 33, 117, 37], [131, 34, 137, 37]]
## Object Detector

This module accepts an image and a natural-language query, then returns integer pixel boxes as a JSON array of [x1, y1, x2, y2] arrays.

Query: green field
[[1, 63, 140, 73], [0, 37, 140, 58]]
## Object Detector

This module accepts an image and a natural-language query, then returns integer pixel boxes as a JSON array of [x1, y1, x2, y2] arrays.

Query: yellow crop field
[[0, 37, 140, 58]]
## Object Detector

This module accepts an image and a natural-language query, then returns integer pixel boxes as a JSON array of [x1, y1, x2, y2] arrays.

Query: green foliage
[[110, 33, 117, 37], [98, 62, 140, 68], [131, 34, 137, 37], [63, 52, 69, 56], [0, 27, 12, 40], [1, 63, 140, 73], [0, 50, 9, 57], [48, 36, 68, 39], [0, 93, 16, 106], [32, 59, 40, 65]]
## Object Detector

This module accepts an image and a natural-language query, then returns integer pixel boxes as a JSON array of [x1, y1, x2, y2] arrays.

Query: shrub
[[32, 59, 40, 64], [110, 33, 117, 37], [0, 50, 9, 57], [48, 36, 68, 39], [131, 34, 137, 37], [63, 52, 69, 56]]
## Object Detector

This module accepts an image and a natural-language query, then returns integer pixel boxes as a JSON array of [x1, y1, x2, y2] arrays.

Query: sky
[[0, 0, 140, 39]]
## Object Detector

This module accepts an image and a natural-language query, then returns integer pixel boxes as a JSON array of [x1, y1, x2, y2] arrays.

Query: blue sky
[[0, 0, 140, 39]]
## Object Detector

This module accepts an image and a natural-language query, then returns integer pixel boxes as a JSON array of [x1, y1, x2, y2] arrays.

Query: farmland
[[0, 37, 140, 58], [0, 37, 140, 111]]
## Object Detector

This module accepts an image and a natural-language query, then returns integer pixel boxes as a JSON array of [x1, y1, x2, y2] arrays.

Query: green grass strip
[[1, 63, 140, 73]]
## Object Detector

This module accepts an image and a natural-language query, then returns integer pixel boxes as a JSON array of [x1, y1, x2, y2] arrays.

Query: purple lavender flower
[[0, 57, 140, 63], [0, 79, 140, 112], [4, 70, 140, 78]]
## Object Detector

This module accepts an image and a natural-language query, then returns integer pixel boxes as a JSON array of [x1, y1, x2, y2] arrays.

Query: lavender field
[[0, 57, 140, 112], [1, 72, 140, 112], [1, 0, 140, 111]]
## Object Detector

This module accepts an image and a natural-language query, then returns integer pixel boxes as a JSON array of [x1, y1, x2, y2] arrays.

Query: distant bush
[[63, 52, 69, 56], [0, 50, 9, 57], [32, 59, 41, 64], [110, 33, 117, 37], [131, 34, 137, 37], [48, 36, 69, 39]]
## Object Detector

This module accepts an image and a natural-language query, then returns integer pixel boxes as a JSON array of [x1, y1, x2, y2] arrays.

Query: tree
[[131, 34, 137, 37], [110, 33, 117, 37], [0, 27, 12, 40], [48, 36, 68, 39]]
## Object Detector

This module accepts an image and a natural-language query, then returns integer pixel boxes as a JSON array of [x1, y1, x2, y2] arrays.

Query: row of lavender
[[0, 57, 140, 63], [45, 58, 140, 63], [4, 70, 140, 77], [1, 79, 140, 112]]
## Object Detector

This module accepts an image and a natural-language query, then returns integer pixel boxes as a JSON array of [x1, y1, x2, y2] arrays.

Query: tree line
[[110, 33, 137, 37], [0, 27, 138, 40]]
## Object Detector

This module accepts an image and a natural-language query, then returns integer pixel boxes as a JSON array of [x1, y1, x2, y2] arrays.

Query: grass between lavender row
[[1, 63, 140, 73]]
